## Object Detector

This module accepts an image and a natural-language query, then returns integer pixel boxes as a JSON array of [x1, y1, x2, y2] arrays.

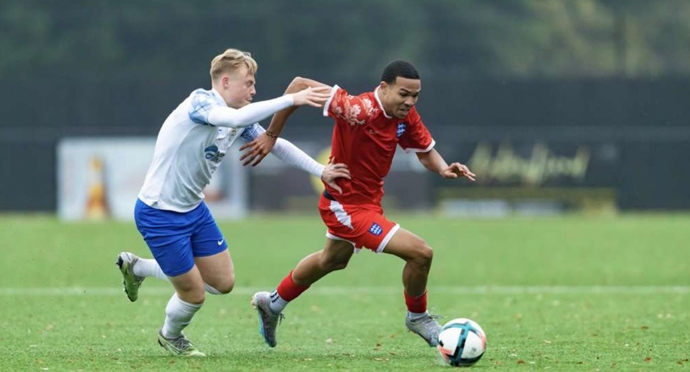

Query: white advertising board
[[57, 137, 247, 221]]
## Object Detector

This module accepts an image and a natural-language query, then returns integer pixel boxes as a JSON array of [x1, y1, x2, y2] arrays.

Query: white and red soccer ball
[[436, 318, 487, 367]]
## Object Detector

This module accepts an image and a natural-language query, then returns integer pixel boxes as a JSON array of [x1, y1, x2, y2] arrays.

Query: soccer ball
[[436, 318, 487, 367]]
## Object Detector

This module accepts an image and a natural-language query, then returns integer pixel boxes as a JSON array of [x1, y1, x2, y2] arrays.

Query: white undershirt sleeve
[[270, 138, 325, 178], [207, 95, 294, 128]]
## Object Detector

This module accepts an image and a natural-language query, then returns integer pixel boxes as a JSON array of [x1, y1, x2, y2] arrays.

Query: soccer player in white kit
[[115, 49, 350, 356]]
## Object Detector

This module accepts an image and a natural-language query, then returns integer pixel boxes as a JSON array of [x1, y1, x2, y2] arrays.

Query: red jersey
[[323, 85, 435, 207]]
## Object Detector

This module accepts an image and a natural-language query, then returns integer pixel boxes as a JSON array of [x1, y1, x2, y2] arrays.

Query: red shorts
[[318, 193, 400, 253]]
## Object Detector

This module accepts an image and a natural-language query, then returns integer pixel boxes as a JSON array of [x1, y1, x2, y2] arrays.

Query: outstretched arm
[[416, 149, 476, 181], [240, 77, 332, 166], [265, 77, 331, 138], [193, 86, 329, 128], [271, 138, 350, 193], [206, 95, 294, 128], [239, 124, 350, 192]]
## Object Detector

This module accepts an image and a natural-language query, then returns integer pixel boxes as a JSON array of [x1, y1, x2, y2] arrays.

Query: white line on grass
[[1, 286, 689, 296]]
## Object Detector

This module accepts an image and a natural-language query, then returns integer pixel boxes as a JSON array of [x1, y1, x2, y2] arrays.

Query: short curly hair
[[381, 60, 420, 84]]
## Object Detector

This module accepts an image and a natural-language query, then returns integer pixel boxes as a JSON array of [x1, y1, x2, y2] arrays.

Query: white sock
[[269, 290, 289, 314], [407, 311, 429, 321], [133, 258, 169, 281], [161, 293, 202, 339]]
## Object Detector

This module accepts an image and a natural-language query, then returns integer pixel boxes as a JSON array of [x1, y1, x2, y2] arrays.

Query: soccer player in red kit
[[241, 61, 476, 348]]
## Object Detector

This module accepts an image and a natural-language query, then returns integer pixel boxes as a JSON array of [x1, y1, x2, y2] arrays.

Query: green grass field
[[1, 214, 689, 371]]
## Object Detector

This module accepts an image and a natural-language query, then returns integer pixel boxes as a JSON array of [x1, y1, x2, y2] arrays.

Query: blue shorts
[[134, 199, 228, 277]]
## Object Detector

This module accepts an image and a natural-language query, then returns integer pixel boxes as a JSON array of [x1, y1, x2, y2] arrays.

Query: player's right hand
[[239, 132, 277, 167], [321, 163, 350, 194], [291, 86, 332, 108], [441, 162, 476, 181]]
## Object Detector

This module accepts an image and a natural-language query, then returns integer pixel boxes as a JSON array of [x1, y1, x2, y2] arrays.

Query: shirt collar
[[374, 86, 392, 119]]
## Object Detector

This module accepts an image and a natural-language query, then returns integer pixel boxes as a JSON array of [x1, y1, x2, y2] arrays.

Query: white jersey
[[138, 88, 292, 212]]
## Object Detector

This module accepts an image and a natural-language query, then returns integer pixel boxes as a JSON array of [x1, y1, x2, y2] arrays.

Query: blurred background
[[1, 0, 689, 219]]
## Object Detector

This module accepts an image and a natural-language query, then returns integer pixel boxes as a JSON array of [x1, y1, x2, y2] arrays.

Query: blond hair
[[210, 49, 258, 81]]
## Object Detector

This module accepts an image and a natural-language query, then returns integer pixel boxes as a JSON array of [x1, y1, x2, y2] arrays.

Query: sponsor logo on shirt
[[204, 145, 225, 163], [369, 222, 383, 236], [396, 122, 407, 138]]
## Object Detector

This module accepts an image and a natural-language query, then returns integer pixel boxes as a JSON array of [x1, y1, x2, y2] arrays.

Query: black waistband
[[323, 190, 336, 201]]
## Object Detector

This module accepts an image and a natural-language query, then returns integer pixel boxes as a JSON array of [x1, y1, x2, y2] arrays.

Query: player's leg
[[129, 200, 207, 356], [271, 237, 354, 310], [159, 266, 206, 357], [382, 228, 441, 347], [152, 203, 230, 356], [189, 203, 233, 295], [194, 250, 235, 295], [252, 238, 354, 347], [294, 237, 355, 284], [382, 228, 433, 298], [151, 238, 208, 357], [136, 239, 207, 357]]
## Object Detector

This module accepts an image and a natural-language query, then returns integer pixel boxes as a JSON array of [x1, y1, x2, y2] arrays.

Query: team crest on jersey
[[396, 122, 407, 138], [204, 145, 225, 163], [369, 222, 383, 236]]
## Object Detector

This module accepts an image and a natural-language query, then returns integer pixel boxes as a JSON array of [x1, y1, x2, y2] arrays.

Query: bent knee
[[206, 277, 235, 295], [211, 281, 234, 295], [411, 242, 434, 268]]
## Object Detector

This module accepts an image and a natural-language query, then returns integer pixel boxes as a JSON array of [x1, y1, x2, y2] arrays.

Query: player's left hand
[[441, 162, 476, 181], [321, 162, 350, 194], [239, 132, 277, 167]]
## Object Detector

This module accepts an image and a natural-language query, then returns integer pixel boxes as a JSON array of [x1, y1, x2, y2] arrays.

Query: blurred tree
[[1, 0, 689, 80]]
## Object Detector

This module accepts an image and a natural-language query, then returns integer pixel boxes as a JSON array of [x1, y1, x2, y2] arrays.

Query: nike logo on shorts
[[217, 239, 224, 245]]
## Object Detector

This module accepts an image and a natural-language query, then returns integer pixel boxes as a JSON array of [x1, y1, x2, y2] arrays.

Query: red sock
[[276, 270, 310, 301], [404, 290, 427, 313]]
